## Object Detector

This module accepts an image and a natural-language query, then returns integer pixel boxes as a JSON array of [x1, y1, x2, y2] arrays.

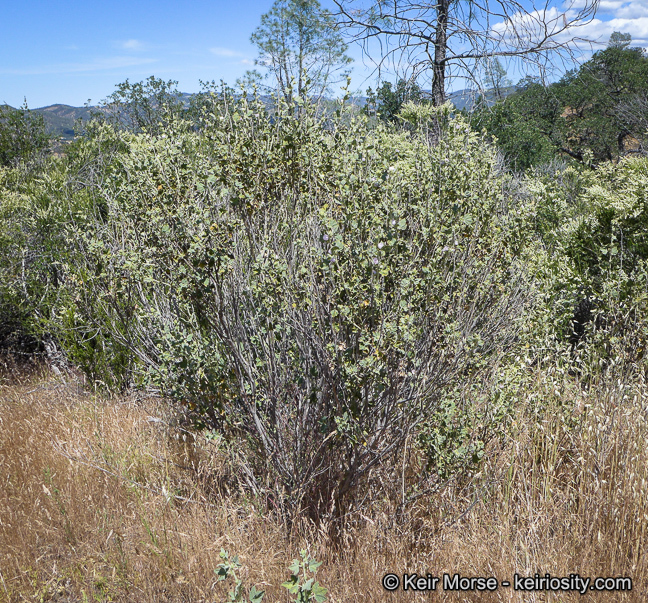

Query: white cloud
[[597, 0, 648, 18], [491, 7, 567, 47], [210, 46, 244, 57], [615, 3, 648, 18], [565, 0, 648, 37], [210, 47, 255, 65], [0, 56, 157, 76], [490, 1, 648, 53], [115, 39, 147, 51], [575, 16, 648, 45]]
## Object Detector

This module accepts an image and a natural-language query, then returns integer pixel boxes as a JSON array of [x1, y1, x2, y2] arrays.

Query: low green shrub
[[566, 157, 648, 370], [216, 549, 265, 603], [0, 159, 69, 352], [282, 551, 327, 603]]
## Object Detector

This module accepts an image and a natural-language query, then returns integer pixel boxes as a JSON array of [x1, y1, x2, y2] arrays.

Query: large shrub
[[0, 159, 71, 352], [49, 95, 532, 520], [0, 103, 50, 167]]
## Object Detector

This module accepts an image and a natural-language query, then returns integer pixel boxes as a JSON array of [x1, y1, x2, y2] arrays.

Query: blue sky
[[1, 0, 278, 108], [1, 0, 646, 109]]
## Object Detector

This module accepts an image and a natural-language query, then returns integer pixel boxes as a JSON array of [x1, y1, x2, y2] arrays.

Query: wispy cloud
[[491, 7, 568, 47], [115, 39, 147, 51], [575, 17, 648, 46], [490, 1, 648, 55], [565, 0, 648, 43], [0, 56, 157, 76], [210, 46, 244, 57], [588, 0, 648, 18]]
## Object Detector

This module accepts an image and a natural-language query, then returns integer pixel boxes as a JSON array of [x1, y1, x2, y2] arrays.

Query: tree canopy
[[250, 0, 352, 103], [363, 78, 426, 123], [472, 33, 648, 169]]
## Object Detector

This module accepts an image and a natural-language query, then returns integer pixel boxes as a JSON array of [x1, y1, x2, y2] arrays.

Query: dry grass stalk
[[1, 366, 646, 601]]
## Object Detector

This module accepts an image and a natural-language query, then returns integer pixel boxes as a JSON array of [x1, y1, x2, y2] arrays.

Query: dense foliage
[[0, 102, 50, 167], [2, 74, 647, 525], [362, 79, 426, 123], [473, 37, 648, 169]]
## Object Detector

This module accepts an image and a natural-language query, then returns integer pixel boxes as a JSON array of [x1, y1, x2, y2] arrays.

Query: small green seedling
[[215, 549, 264, 603], [281, 550, 327, 603]]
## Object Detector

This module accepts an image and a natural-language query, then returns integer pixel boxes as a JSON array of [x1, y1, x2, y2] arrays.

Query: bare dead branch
[[334, 0, 600, 104]]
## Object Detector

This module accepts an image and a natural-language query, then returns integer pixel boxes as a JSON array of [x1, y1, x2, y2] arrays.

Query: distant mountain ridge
[[446, 86, 517, 111], [31, 104, 96, 140]]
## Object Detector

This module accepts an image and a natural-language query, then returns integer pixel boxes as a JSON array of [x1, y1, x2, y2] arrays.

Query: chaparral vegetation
[[1, 26, 648, 603]]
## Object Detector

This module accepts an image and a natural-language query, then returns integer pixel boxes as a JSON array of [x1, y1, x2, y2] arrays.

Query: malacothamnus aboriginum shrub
[[57, 94, 531, 521]]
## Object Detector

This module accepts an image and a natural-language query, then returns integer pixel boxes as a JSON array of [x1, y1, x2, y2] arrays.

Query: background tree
[[471, 81, 561, 170], [363, 78, 425, 122], [0, 102, 50, 166], [334, 0, 599, 106], [250, 0, 352, 103], [608, 31, 632, 50], [473, 33, 648, 169], [551, 34, 648, 162], [98, 76, 187, 135], [483, 57, 512, 100]]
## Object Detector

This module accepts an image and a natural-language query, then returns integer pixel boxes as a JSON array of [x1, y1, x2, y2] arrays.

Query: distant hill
[[447, 86, 518, 111], [347, 86, 517, 112], [32, 104, 96, 140]]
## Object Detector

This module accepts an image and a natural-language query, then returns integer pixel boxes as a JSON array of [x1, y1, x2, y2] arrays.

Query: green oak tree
[[363, 78, 426, 123], [473, 33, 648, 169]]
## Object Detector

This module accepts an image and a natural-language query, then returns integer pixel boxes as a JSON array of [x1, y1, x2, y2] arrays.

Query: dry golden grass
[[1, 358, 646, 602]]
